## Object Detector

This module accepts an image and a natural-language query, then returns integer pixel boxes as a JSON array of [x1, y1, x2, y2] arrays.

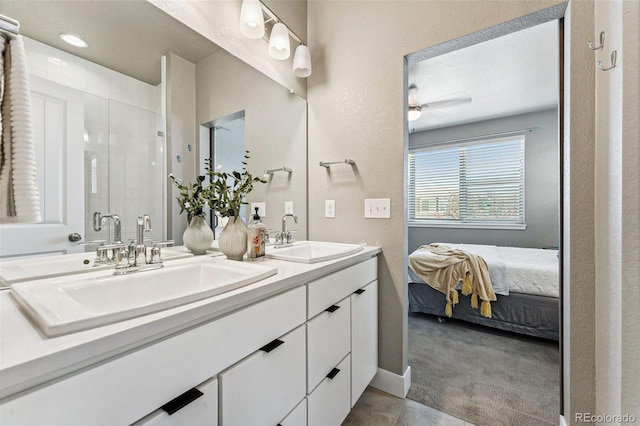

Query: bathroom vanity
[[0, 245, 380, 425]]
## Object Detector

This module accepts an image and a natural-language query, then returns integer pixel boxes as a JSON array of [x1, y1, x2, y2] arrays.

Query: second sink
[[265, 241, 364, 263]]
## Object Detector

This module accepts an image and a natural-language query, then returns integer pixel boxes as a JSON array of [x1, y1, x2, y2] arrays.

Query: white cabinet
[[306, 297, 350, 393], [0, 255, 379, 426], [351, 280, 378, 407], [219, 325, 306, 426], [133, 378, 218, 426], [305, 257, 378, 424], [307, 355, 352, 426], [0, 286, 306, 426]]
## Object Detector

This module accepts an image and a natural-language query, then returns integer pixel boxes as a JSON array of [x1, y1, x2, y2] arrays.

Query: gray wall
[[408, 108, 559, 253]]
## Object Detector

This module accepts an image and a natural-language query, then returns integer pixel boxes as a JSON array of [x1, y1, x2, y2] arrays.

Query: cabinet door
[[133, 378, 217, 426], [220, 325, 306, 426], [307, 354, 351, 426], [307, 297, 350, 393], [351, 280, 378, 407]]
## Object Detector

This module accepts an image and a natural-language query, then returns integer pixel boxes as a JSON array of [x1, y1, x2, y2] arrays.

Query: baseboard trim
[[559, 414, 567, 426], [369, 366, 412, 398]]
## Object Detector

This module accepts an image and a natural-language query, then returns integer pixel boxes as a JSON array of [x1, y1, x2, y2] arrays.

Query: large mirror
[[0, 0, 307, 258]]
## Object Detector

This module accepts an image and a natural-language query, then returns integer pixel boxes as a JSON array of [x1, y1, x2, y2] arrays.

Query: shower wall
[[23, 37, 165, 246]]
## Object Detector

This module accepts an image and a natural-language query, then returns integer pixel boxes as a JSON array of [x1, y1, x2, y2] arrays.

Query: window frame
[[408, 134, 526, 230]]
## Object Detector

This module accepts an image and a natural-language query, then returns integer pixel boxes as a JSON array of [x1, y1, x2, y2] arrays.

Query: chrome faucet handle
[[147, 240, 175, 264], [285, 230, 298, 244], [96, 243, 127, 264]]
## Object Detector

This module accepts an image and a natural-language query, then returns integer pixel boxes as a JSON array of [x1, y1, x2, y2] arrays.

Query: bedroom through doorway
[[404, 7, 564, 426]]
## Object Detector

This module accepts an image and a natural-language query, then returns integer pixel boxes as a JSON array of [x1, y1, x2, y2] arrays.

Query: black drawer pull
[[325, 305, 340, 313], [354, 288, 366, 295], [260, 338, 285, 353], [326, 367, 341, 380], [161, 387, 204, 415]]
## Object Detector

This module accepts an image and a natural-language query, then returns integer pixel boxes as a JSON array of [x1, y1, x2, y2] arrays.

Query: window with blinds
[[408, 135, 525, 227]]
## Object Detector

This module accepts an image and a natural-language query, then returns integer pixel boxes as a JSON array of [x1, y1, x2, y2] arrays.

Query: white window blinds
[[408, 135, 525, 226]]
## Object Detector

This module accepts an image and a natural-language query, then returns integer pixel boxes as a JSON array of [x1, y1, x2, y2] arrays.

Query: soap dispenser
[[247, 207, 266, 261]]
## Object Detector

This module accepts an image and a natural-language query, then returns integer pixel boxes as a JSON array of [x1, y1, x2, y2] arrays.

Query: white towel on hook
[[0, 34, 41, 223]]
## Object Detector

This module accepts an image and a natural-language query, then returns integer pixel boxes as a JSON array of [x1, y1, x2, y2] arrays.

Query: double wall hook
[[587, 31, 605, 50], [597, 50, 617, 71]]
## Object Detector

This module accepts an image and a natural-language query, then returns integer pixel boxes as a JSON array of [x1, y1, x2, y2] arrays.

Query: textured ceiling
[[408, 20, 559, 133], [0, 0, 222, 85]]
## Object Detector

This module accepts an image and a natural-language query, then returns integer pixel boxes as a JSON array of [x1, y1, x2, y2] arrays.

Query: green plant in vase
[[168, 173, 213, 255], [205, 151, 266, 260]]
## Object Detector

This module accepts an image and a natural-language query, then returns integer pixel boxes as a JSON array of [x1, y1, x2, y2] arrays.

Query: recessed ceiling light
[[59, 33, 88, 48]]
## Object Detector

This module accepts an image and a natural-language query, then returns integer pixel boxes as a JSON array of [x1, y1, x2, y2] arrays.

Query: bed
[[408, 243, 560, 340]]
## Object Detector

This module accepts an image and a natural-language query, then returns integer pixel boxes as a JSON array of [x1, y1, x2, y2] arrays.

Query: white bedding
[[408, 243, 559, 298]]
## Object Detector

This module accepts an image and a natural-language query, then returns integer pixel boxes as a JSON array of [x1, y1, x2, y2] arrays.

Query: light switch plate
[[284, 201, 294, 215], [251, 202, 266, 217], [364, 198, 391, 218], [325, 200, 335, 218]]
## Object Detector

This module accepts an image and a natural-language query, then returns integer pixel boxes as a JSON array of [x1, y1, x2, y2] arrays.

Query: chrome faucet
[[276, 214, 298, 246], [109, 214, 165, 275], [93, 212, 122, 244]]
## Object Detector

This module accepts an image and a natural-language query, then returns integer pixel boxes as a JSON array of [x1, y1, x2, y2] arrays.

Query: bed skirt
[[408, 282, 559, 341]]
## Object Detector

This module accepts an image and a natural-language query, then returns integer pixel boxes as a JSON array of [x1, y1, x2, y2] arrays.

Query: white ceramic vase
[[183, 216, 214, 255], [218, 216, 248, 261]]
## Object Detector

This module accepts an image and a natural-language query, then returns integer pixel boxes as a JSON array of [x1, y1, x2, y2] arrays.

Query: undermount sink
[[0, 248, 193, 286], [265, 241, 364, 263], [10, 258, 277, 336]]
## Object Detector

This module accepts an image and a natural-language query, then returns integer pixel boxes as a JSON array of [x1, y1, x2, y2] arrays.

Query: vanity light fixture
[[59, 33, 88, 48], [268, 22, 290, 60], [238, 0, 312, 77], [239, 0, 265, 39], [292, 45, 312, 78]]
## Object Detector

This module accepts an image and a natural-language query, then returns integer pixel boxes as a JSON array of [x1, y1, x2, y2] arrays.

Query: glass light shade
[[292, 45, 312, 78], [239, 0, 265, 39], [268, 23, 290, 60], [408, 106, 422, 121]]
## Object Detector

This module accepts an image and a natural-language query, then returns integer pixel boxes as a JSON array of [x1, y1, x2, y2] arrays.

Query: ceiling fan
[[407, 84, 472, 121]]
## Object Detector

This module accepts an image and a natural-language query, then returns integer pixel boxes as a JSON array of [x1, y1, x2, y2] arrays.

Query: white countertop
[[0, 245, 380, 400]]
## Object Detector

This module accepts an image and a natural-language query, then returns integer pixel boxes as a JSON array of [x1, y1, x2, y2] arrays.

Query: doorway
[[404, 7, 565, 425]]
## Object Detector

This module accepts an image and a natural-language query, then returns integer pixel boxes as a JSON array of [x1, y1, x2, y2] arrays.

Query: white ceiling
[[408, 20, 559, 133], [0, 0, 222, 85]]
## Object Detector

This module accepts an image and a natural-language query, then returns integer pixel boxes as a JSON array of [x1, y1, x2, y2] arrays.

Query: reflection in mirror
[[0, 0, 307, 259], [207, 113, 247, 237]]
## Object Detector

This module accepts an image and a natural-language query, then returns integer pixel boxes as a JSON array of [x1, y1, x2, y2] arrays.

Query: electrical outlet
[[325, 200, 335, 218], [284, 201, 294, 215], [364, 198, 391, 218], [251, 202, 266, 217]]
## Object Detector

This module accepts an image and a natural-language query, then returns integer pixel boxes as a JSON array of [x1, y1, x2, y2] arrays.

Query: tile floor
[[344, 387, 475, 426]]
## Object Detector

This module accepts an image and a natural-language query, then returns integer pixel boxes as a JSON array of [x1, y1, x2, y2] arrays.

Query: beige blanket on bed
[[408, 244, 497, 318]]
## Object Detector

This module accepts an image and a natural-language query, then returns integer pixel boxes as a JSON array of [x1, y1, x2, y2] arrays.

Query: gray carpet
[[407, 312, 559, 426]]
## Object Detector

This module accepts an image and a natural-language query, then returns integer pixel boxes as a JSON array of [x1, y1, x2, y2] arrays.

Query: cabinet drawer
[[306, 298, 350, 393], [0, 286, 306, 426], [278, 398, 307, 426], [307, 355, 351, 426], [307, 257, 377, 319], [133, 378, 218, 426], [220, 325, 306, 426]]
